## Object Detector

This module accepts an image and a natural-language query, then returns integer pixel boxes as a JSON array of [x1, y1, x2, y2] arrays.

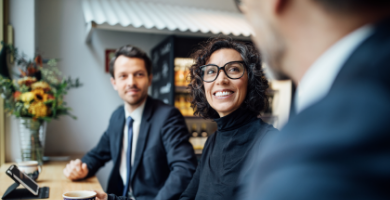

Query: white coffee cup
[[63, 191, 97, 200], [17, 161, 41, 181]]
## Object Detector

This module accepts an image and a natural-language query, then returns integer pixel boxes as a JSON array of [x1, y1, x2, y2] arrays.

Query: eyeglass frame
[[199, 61, 246, 83]]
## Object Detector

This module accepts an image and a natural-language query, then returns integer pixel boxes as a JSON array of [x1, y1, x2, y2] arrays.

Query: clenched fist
[[63, 159, 89, 180]]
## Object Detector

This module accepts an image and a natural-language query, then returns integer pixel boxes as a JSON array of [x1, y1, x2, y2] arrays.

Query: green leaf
[[44, 100, 54, 105], [0, 42, 82, 121]]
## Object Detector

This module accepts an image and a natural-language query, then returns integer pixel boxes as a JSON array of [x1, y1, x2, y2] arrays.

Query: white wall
[[5, 0, 36, 164], [9, 0, 35, 58]]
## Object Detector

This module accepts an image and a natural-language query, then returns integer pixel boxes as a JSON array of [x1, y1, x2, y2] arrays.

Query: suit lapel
[[131, 97, 153, 179], [113, 108, 126, 168]]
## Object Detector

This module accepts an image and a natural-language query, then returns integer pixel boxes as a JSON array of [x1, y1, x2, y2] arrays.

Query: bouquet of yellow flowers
[[0, 44, 82, 121]]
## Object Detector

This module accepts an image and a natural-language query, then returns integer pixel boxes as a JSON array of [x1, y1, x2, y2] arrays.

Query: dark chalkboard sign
[[151, 36, 175, 105]]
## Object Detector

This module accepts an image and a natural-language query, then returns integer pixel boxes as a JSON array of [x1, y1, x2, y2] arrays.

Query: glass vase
[[18, 118, 47, 166]]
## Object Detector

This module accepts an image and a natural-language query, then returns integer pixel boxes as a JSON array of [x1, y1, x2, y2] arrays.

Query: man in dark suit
[[235, 0, 390, 199], [63, 45, 197, 200]]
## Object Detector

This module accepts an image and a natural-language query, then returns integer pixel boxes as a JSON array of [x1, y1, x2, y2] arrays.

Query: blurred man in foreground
[[63, 45, 197, 200], [236, 0, 390, 199]]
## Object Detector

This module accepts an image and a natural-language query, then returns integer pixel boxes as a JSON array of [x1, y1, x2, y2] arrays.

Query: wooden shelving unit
[[175, 86, 190, 93]]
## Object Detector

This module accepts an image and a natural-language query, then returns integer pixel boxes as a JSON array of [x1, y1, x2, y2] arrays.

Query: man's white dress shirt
[[119, 100, 146, 188], [295, 25, 374, 114]]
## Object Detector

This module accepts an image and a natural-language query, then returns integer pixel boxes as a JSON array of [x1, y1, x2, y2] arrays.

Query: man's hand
[[63, 159, 89, 180], [94, 190, 108, 200]]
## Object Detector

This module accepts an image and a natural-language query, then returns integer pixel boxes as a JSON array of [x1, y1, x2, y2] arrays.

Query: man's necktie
[[122, 116, 134, 197]]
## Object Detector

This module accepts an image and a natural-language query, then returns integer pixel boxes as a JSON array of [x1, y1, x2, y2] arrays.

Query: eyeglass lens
[[201, 62, 245, 82]]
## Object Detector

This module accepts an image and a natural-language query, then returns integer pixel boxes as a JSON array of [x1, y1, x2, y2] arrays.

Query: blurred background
[[0, 0, 292, 190]]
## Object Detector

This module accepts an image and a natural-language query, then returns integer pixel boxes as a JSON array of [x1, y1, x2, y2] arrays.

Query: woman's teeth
[[215, 91, 233, 97]]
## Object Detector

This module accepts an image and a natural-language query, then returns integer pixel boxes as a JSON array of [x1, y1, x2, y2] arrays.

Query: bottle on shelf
[[267, 95, 274, 114], [186, 94, 193, 117], [179, 94, 187, 116], [174, 64, 185, 86], [174, 58, 195, 87], [174, 65, 180, 86], [183, 65, 191, 87], [174, 95, 180, 110], [199, 123, 208, 149], [189, 124, 201, 150]]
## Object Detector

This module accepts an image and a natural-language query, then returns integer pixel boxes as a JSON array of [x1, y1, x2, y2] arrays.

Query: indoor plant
[[0, 44, 82, 165]]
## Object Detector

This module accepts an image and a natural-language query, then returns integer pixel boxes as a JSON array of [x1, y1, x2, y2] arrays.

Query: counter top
[[0, 161, 103, 199]]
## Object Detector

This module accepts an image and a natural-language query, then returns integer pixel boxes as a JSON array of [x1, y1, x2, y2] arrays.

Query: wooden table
[[0, 161, 103, 199]]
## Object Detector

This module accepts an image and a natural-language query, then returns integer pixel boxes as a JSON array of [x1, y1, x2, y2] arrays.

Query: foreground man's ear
[[275, 0, 290, 15]]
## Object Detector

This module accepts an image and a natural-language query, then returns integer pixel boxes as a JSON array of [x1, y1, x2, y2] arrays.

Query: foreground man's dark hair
[[313, 0, 390, 12]]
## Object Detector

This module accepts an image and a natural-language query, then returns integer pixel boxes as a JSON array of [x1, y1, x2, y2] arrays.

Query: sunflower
[[28, 101, 50, 118], [31, 81, 51, 91], [31, 89, 50, 102], [20, 92, 35, 103]]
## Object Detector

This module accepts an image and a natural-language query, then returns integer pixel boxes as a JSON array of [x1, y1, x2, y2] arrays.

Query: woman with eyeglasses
[[180, 38, 278, 200]]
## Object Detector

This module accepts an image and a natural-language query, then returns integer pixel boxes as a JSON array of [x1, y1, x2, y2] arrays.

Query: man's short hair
[[313, 0, 390, 12], [109, 45, 152, 78]]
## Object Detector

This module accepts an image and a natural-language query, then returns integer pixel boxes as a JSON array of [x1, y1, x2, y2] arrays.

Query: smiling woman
[[180, 38, 278, 200], [189, 37, 269, 118]]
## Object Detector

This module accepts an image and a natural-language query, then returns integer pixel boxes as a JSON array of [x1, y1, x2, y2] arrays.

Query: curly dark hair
[[189, 37, 269, 119]]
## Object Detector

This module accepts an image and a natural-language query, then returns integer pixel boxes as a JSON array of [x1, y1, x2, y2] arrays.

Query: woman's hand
[[93, 190, 107, 200]]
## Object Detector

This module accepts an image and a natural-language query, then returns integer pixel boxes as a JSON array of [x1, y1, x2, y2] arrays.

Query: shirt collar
[[124, 99, 147, 122], [295, 25, 374, 114]]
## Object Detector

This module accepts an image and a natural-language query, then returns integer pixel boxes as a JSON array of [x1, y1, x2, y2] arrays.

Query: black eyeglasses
[[200, 61, 246, 82]]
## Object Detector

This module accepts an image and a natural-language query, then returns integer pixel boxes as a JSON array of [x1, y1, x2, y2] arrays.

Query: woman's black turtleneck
[[180, 107, 278, 200]]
